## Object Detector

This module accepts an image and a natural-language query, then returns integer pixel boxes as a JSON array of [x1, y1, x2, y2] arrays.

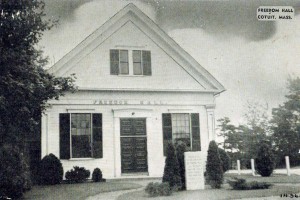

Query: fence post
[[285, 156, 291, 176], [251, 159, 255, 176], [237, 160, 241, 175]]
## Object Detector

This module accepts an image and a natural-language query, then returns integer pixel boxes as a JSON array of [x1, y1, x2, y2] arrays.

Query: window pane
[[171, 113, 190, 148], [71, 114, 91, 158], [133, 63, 142, 75], [119, 63, 129, 74], [120, 50, 128, 62], [133, 50, 141, 62]]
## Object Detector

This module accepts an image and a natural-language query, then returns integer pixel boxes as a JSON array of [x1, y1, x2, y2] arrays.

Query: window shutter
[[110, 50, 119, 75], [92, 114, 102, 158], [162, 113, 172, 156], [191, 113, 201, 151], [59, 113, 70, 159], [142, 51, 151, 76]]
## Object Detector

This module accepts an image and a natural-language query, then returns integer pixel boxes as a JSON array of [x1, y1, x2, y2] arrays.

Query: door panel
[[120, 118, 148, 173]]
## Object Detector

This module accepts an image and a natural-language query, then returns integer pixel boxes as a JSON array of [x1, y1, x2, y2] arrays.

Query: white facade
[[42, 4, 225, 179]]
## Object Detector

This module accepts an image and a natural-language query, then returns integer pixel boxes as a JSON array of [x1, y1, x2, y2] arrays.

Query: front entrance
[[120, 118, 148, 173]]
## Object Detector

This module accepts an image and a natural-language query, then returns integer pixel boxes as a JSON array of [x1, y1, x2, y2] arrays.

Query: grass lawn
[[23, 181, 142, 200], [224, 173, 300, 183], [117, 174, 300, 200], [117, 184, 300, 200]]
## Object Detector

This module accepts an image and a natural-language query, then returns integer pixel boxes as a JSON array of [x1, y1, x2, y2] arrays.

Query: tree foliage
[[162, 143, 182, 190], [0, 0, 76, 145], [271, 78, 300, 166], [175, 142, 187, 190], [218, 148, 231, 172], [206, 141, 223, 189], [0, 144, 31, 199], [255, 142, 275, 177], [217, 101, 271, 168]]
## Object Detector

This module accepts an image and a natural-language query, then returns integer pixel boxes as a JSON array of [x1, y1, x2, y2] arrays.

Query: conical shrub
[[206, 141, 223, 188], [162, 142, 182, 190]]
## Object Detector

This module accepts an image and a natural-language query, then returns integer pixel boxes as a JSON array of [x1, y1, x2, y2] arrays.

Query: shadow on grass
[[23, 182, 142, 200]]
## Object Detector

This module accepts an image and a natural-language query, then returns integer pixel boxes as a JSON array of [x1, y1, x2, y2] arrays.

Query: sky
[[39, 0, 300, 126]]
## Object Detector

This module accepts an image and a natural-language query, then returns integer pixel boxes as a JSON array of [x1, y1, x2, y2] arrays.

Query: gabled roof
[[48, 3, 225, 94]]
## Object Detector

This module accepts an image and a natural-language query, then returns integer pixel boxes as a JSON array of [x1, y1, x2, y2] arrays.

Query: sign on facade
[[184, 151, 205, 190]]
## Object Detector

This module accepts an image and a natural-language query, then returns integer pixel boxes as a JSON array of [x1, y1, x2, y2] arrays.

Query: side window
[[59, 113, 103, 159], [162, 113, 201, 156]]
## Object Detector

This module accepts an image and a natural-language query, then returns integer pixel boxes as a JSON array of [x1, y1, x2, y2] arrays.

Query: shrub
[[145, 182, 172, 197], [0, 144, 31, 199], [175, 142, 188, 190], [255, 142, 275, 177], [162, 143, 182, 190], [218, 148, 231, 172], [65, 166, 90, 183], [38, 153, 63, 185], [228, 177, 272, 190], [206, 141, 223, 189], [92, 168, 103, 182]]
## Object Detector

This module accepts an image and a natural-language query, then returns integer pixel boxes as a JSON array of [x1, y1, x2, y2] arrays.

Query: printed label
[[257, 6, 294, 21]]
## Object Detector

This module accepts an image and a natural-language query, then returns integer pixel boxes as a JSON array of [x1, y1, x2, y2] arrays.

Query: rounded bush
[[38, 153, 63, 185], [92, 168, 103, 182], [206, 141, 224, 189], [145, 182, 172, 197], [255, 142, 275, 177], [0, 144, 31, 199], [65, 166, 90, 183]]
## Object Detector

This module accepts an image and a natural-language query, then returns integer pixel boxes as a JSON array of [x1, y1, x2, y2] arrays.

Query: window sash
[[119, 50, 129, 75], [133, 50, 143, 75]]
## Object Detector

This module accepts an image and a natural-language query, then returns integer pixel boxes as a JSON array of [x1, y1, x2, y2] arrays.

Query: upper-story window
[[110, 49, 129, 75], [110, 49, 151, 76]]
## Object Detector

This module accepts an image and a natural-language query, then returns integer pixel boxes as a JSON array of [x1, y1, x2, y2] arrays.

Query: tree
[[217, 117, 239, 152], [0, 0, 76, 145], [175, 142, 187, 190], [218, 148, 231, 172], [206, 141, 223, 189], [255, 142, 275, 177], [162, 143, 182, 189], [271, 78, 300, 166], [0, 1, 76, 195]]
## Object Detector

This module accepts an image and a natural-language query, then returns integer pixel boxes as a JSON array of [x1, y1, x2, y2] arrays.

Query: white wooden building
[[41, 4, 225, 179]]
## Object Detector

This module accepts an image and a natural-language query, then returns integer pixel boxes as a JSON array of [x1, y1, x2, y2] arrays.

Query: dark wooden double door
[[120, 118, 148, 173]]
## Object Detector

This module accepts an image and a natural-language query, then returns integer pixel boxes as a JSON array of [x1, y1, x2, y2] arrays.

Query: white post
[[285, 156, 291, 176], [251, 159, 255, 176], [237, 160, 241, 175]]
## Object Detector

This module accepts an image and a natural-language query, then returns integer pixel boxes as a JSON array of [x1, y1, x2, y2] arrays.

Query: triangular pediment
[[48, 3, 225, 94]]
